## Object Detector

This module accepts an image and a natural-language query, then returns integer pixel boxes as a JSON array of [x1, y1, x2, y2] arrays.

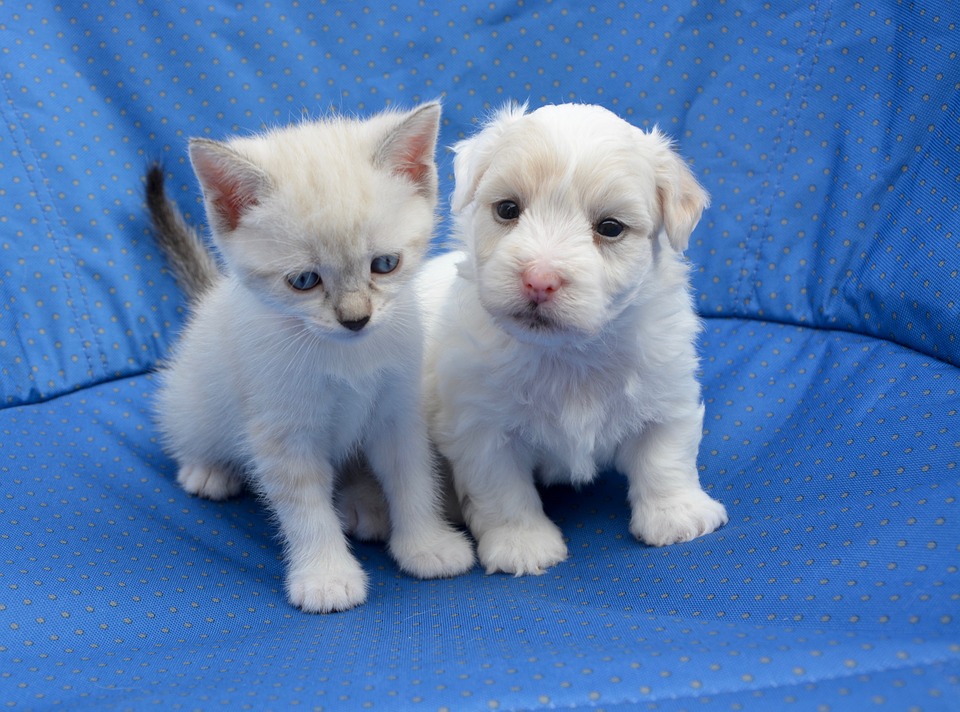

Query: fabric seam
[[0, 71, 107, 388], [734, 2, 833, 317]]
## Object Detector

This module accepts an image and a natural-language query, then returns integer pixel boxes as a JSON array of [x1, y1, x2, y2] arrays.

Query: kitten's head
[[450, 103, 708, 346], [189, 102, 441, 338]]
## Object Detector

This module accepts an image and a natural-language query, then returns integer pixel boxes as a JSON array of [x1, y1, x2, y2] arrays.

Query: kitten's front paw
[[286, 560, 368, 613], [630, 489, 728, 546], [177, 463, 244, 500], [476, 519, 568, 576], [391, 526, 475, 579]]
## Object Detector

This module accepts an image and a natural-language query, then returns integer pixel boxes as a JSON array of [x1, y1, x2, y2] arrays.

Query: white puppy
[[417, 103, 728, 575]]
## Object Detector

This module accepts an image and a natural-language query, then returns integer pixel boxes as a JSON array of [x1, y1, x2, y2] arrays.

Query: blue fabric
[[1, 1, 958, 710]]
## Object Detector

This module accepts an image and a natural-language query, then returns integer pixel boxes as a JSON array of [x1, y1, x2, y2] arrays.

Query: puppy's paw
[[476, 519, 568, 576], [177, 462, 243, 500], [286, 560, 368, 613], [391, 526, 475, 579], [630, 489, 728, 546], [338, 484, 391, 542]]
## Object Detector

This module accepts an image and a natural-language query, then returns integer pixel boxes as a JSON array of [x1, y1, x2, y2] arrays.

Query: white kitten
[[417, 103, 728, 576], [147, 103, 474, 612]]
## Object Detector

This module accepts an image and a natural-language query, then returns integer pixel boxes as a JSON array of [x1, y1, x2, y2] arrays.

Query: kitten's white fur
[[155, 104, 473, 612], [417, 103, 728, 575]]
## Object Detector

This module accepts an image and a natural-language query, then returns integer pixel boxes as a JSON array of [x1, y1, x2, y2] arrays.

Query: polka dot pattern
[[1, 2, 957, 711], [2, 366, 957, 709]]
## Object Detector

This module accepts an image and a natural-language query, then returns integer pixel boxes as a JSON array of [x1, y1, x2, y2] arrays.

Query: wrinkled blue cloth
[[1, 2, 957, 710]]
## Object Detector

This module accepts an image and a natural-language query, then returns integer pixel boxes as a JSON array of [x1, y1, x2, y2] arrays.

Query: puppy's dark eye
[[495, 200, 521, 221], [371, 254, 400, 275], [596, 218, 625, 239], [287, 271, 322, 291]]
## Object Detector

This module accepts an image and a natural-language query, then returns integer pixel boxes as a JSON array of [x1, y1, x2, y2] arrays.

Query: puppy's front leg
[[449, 434, 568, 575], [617, 404, 728, 546]]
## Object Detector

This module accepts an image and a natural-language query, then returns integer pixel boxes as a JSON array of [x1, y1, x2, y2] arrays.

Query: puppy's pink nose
[[521, 267, 562, 304]]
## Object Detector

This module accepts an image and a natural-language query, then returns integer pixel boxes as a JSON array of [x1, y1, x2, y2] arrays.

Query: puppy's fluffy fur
[[417, 103, 728, 575]]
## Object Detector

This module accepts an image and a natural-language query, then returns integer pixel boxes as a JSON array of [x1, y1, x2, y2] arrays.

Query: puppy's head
[[451, 103, 708, 345]]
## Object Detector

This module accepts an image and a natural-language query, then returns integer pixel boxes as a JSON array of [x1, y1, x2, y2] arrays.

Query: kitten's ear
[[189, 138, 271, 235], [376, 102, 441, 200], [451, 101, 528, 214], [646, 128, 710, 252]]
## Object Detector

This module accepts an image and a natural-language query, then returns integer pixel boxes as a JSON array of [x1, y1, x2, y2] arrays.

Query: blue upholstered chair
[[1, 2, 957, 709]]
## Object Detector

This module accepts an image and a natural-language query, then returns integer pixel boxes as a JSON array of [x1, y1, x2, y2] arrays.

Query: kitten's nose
[[339, 316, 370, 332], [521, 267, 563, 305]]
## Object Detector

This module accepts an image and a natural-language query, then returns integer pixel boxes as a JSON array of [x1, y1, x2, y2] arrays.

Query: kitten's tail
[[145, 163, 220, 300]]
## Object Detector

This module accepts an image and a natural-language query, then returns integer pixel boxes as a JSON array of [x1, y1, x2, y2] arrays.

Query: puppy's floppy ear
[[189, 138, 272, 236], [647, 128, 710, 252], [451, 101, 529, 213]]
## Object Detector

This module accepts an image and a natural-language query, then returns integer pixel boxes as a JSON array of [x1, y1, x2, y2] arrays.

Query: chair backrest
[[2, 2, 956, 408]]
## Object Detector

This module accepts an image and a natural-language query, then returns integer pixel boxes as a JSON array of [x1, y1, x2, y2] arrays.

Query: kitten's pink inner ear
[[190, 141, 263, 233], [378, 104, 440, 195], [391, 132, 433, 186], [211, 174, 259, 232]]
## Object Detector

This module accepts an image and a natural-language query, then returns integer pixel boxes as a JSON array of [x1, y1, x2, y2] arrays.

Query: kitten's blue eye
[[287, 271, 322, 291], [596, 218, 625, 239], [371, 254, 400, 275]]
